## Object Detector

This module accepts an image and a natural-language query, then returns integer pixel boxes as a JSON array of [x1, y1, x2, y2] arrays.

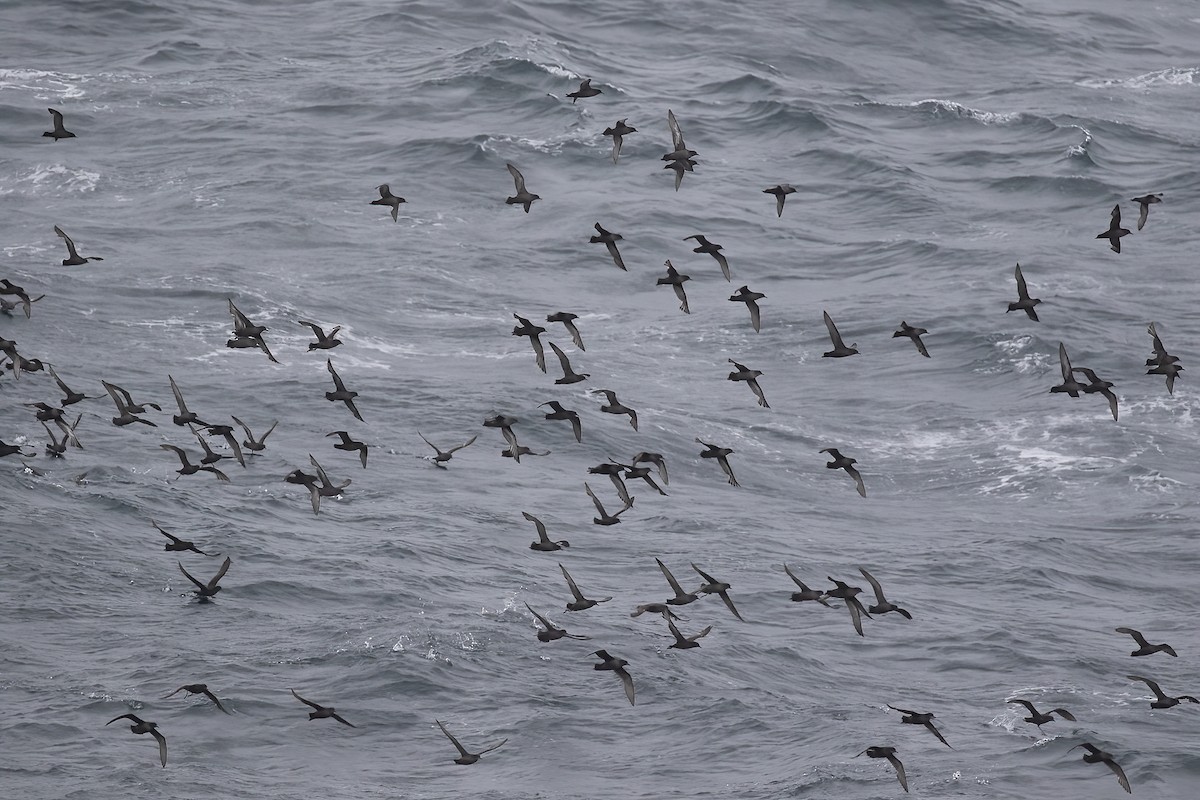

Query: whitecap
[[0, 68, 87, 99], [1078, 67, 1200, 90]]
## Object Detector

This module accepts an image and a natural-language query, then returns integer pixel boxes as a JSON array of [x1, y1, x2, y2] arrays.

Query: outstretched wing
[[506, 163, 526, 194]]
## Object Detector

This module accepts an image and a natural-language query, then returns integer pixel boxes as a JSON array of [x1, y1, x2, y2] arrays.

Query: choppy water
[[3, 1, 1200, 797]]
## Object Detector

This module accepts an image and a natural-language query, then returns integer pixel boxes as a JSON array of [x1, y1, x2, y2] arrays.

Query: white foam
[[1, 164, 101, 195], [1079, 67, 1200, 90], [885, 98, 1022, 124], [0, 68, 86, 99]]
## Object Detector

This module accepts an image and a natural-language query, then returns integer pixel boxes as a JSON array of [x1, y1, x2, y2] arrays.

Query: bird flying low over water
[[1069, 742, 1131, 794], [1126, 674, 1198, 709], [298, 320, 343, 351], [602, 118, 635, 164], [231, 416, 277, 454], [729, 286, 764, 332], [546, 311, 585, 350], [1007, 698, 1075, 728], [548, 341, 589, 384], [324, 359, 363, 421], [821, 311, 858, 357], [893, 322, 930, 357], [684, 234, 730, 281], [1115, 627, 1177, 657], [855, 746, 908, 793], [1097, 204, 1130, 253], [152, 519, 218, 556], [370, 184, 405, 221], [505, 163, 539, 212], [327, 430, 368, 468], [163, 683, 229, 713], [435, 719, 507, 765], [54, 225, 103, 265], [539, 401, 582, 443], [1050, 342, 1085, 398], [821, 448, 866, 497], [1146, 321, 1183, 394], [584, 481, 632, 526], [594, 389, 638, 431], [631, 451, 668, 485], [160, 444, 230, 481], [105, 714, 167, 767], [178, 556, 232, 602], [667, 618, 712, 649], [525, 602, 589, 641], [692, 563, 744, 621], [512, 314, 547, 373], [783, 564, 832, 606], [655, 558, 700, 606], [887, 704, 952, 748], [524, 510, 569, 551], [657, 260, 691, 314], [1007, 263, 1041, 321], [1131, 192, 1162, 230], [560, 563, 612, 611], [696, 438, 738, 486], [591, 649, 635, 706], [727, 358, 769, 407], [590, 223, 626, 270], [43, 108, 74, 140], [824, 576, 872, 636], [763, 184, 795, 217], [859, 568, 911, 618], [290, 688, 356, 727], [102, 380, 157, 427], [567, 78, 601, 102], [1071, 366, 1118, 421]]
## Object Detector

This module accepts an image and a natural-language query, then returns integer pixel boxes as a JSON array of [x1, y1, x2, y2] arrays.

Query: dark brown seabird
[[821, 448, 866, 497], [417, 433, 477, 466], [1096, 204, 1130, 253], [893, 322, 930, 357], [105, 714, 167, 767], [821, 311, 858, 357], [370, 184, 405, 221], [696, 438, 738, 486], [602, 118, 636, 164], [290, 688, 356, 727], [590, 223, 626, 271], [657, 260, 691, 314], [1069, 742, 1130, 794], [54, 225, 103, 265], [854, 746, 908, 792], [546, 311, 586, 350], [505, 163, 540, 212], [591, 650, 635, 706], [1115, 627, 1177, 657], [1007, 263, 1041, 321], [684, 234, 730, 281], [44, 108, 75, 140], [1131, 193, 1162, 230], [435, 719, 506, 764], [163, 683, 229, 713]]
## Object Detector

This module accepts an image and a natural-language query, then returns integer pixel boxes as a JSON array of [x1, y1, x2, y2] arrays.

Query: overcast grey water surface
[[3, 1, 1200, 798]]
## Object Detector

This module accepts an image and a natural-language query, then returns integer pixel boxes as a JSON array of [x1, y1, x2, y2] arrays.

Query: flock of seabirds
[[0, 90, 1192, 792]]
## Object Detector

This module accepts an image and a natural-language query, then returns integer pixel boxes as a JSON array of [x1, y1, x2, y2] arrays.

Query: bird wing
[[1128, 674, 1168, 701], [1101, 387, 1118, 421], [169, 375, 188, 414], [718, 454, 739, 486], [152, 521, 182, 544], [49, 365, 73, 396], [924, 720, 952, 748], [1105, 759, 1131, 793], [1111, 204, 1122, 227], [560, 564, 586, 601], [584, 482, 608, 516], [151, 728, 167, 767], [177, 562, 206, 590], [912, 333, 930, 358], [1137, 203, 1149, 231], [436, 720, 472, 758], [1116, 627, 1150, 647], [717, 590, 744, 621], [748, 377, 769, 407], [49, 108, 65, 127], [568, 414, 582, 443], [1058, 342, 1074, 382], [747, 300, 761, 333], [859, 567, 887, 604], [106, 713, 142, 725], [615, 666, 636, 706], [1014, 264, 1029, 299], [201, 688, 229, 713], [298, 319, 326, 339], [667, 109, 686, 151], [326, 359, 346, 392], [672, 280, 690, 314], [667, 618, 687, 643], [160, 444, 190, 468], [846, 464, 867, 497], [344, 397, 364, 422], [522, 511, 548, 541], [885, 754, 908, 792], [845, 597, 865, 636], [417, 431, 442, 455], [656, 558, 687, 596], [54, 225, 80, 259], [610, 133, 622, 164], [446, 435, 477, 454], [823, 311, 846, 349], [523, 601, 556, 631], [712, 251, 731, 281], [202, 465, 231, 482], [691, 563, 718, 584], [775, 192, 785, 217], [330, 713, 356, 728], [506, 163, 526, 194], [290, 688, 323, 710], [605, 240, 625, 270], [1147, 323, 1168, 358], [209, 556, 232, 587], [102, 380, 130, 414], [548, 341, 574, 376]]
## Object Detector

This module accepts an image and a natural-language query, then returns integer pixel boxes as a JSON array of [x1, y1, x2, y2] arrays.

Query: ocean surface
[[3, 0, 1200, 797]]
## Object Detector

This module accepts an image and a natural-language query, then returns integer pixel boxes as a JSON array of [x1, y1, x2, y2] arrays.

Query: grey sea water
[[3, 0, 1200, 797]]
